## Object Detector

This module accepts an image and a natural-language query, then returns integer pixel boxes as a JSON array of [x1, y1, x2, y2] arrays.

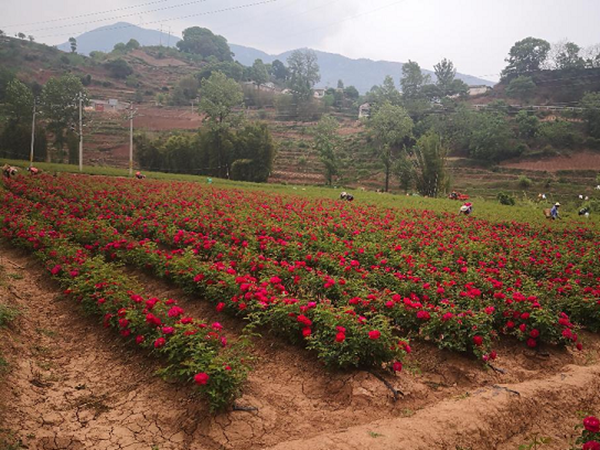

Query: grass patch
[[0, 304, 18, 327]]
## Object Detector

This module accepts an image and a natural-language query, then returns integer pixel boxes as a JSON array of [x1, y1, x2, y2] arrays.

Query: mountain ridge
[[57, 22, 494, 93]]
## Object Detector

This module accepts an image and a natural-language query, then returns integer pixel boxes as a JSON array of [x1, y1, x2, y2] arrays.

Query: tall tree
[[554, 41, 585, 69], [434, 58, 456, 96], [177, 27, 233, 62], [40, 74, 86, 162], [287, 49, 320, 102], [367, 101, 413, 192], [409, 132, 449, 197], [5, 79, 33, 122], [400, 60, 431, 100], [198, 71, 243, 125], [312, 115, 341, 186], [250, 59, 269, 88], [68, 37, 77, 53], [271, 59, 289, 83], [502, 37, 550, 78], [581, 92, 600, 139], [505, 76, 536, 102]]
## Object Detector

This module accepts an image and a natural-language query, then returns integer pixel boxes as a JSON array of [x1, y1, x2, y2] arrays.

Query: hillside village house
[[241, 81, 279, 92], [358, 103, 371, 119], [313, 88, 326, 99], [88, 99, 129, 112], [468, 85, 492, 96]]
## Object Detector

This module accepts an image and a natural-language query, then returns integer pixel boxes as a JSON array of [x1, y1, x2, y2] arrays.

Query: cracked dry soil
[[1, 242, 600, 450]]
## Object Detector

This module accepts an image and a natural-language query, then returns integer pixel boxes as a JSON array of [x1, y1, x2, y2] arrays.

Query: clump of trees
[[137, 70, 275, 182]]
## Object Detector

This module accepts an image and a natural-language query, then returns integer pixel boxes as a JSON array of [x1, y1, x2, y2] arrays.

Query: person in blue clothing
[[550, 202, 561, 220]]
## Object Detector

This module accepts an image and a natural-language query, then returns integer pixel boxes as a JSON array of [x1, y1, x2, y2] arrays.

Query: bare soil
[[501, 151, 600, 172], [1, 242, 600, 449]]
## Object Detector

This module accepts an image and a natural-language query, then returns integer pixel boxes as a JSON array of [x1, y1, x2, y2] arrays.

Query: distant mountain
[[58, 23, 493, 93], [229, 44, 494, 93], [57, 22, 180, 54]]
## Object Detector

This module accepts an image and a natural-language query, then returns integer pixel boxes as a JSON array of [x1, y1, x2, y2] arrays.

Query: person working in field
[[27, 166, 40, 175], [548, 202, 561, 220], [459, 202, 473, 216], [579, 206, 590, 218], [340, 192, 354, 202], [2, 164, 18, 178], [135, 171, 146, 180]]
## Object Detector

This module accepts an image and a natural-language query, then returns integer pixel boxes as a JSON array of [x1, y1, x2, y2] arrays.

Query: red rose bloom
[[583, 441, 600, 450], [584, 416, 600, 433], [392, 361, 402, 372], [473, 335, 483, 347], [194, 372, 210, 385], [335, 332, 346, 343], [368, 330, 381, 340], [154, 337, 166, 348]]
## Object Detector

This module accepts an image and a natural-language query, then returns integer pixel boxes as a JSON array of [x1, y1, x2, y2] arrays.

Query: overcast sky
[[1, 0, 600, 81]]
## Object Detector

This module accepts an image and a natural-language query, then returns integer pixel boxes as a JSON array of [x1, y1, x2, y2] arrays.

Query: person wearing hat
[[459, 202, 473, 216], [135, 171, 146, 179], [550, 202, 561, 220]]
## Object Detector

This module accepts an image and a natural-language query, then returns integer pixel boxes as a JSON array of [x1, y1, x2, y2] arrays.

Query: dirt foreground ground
[[1, 241, 600, 450]]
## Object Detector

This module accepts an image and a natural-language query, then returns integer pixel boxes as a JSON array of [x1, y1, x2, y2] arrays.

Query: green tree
[[515, 110, 540, 139], [17, 32, 25, 39], [231, 122, 276, 182], [104, 58, 133, 79], [198, 71, 243, 125], [250, 59, 269, 87], [554, 41, 585, 70], [125, 39, 141, 51], [312, 115, 341, 185], [170, 75, 199, 106], [40, 74, 86, 161], [177, 27, 233, 61], [502, 37, 550, 78], [581, 92, 600, 139], [505, 76, 536, 102], [367, 101, 414, 192], [469, 112, 515, 161], [271, 59, 289, 83], [400, 60, 431, 100], [434, 58, 456, 96], [0, 68, 15, 102], [197, 61, 244, 82], [68, 37, 77, 53], [410, 132, 449, 197], [5, 79, 33, 122], [112, 42, 127, 53], [287, 49, 320, 102], [344, 85, 359, 101]]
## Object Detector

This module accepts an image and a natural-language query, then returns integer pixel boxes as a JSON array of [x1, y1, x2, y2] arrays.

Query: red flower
[[168, 306, 184, 318], [50, 264, 62, 275], [335, 332, 346, 343], [526, 338, 537, 348], [584, 416, 600, 433], [135, 335, 145, 345], [368, 330, 381, 340], [194, 372, 210, 385], [529, 329, 540, 338], [583, 442, 600, 450], [392, 361, 402, 372], [302, 327, 312, 338], [154, 337, 166, 348], [216, 302, 225, 312], [473, 335, 483, 347]]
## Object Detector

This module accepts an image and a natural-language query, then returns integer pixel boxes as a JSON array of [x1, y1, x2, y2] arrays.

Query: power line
[[34, 0, 280, 39], [0, 0, 169, 29], [25, 0, 214, 34]]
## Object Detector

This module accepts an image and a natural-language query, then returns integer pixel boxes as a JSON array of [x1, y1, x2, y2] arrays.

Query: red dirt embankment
[[501, 151, 600, 172]]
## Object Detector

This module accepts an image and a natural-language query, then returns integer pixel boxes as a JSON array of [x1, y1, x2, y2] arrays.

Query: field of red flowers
[[2, 173, 600, 448]]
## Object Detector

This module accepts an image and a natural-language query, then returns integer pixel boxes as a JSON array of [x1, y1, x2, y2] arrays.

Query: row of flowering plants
[[7, 174, 600, 366], [0, 189, 251, 411], [574, 415, 600, 449]]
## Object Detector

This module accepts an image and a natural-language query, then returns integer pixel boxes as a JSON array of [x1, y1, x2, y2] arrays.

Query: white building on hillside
[[468, 85, 492, 96], [358, 103, 371, 119]]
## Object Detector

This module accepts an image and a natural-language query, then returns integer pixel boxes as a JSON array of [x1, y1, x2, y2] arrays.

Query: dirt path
[[1, 242, 600, 449]]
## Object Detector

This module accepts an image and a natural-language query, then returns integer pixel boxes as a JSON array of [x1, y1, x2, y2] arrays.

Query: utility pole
[[29, 99, 36, 167], [78, 93, 83, 172], [128, 103, 138, 176]]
